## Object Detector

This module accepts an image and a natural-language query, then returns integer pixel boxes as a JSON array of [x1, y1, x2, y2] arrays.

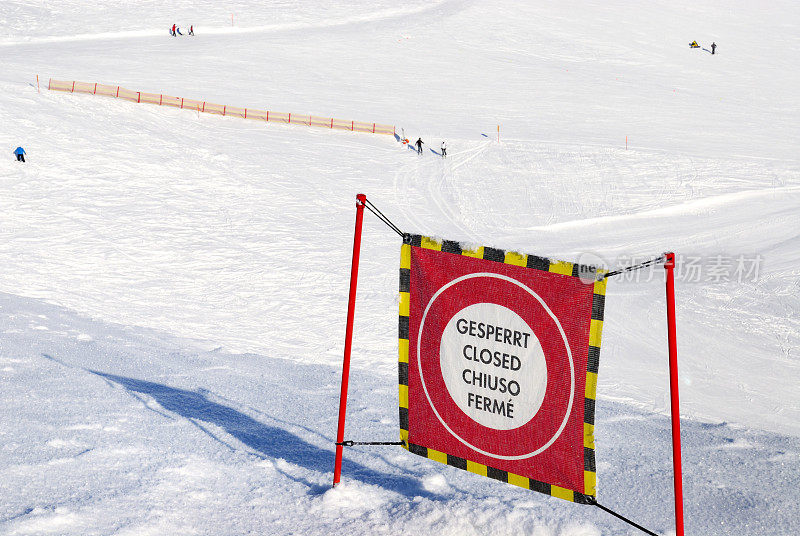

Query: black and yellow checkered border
[[398, 234, 606, 504]]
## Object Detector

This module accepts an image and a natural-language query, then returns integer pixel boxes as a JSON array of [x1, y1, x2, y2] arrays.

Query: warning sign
[[399, 234, 606, 503]]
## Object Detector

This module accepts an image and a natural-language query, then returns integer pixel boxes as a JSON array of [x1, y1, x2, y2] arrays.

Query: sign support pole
[[333, 193, 367, 487], [664, 252, 685, 536]]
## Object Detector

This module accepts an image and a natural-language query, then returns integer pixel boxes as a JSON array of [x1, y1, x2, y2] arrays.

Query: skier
[[13, 146, 26, 162], [171, 24, 176, 36], [189, 25, 194, 36], [711, 42, 716, 55], [415, 138, 424, 154], [441, 141, 447, 158], [176, 26, 183, 36]]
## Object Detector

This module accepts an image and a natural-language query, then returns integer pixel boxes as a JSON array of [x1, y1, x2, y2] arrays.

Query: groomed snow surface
[[2, 1, 799, 534]]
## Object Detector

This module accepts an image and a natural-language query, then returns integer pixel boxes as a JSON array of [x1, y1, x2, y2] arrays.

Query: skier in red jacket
[[171, 24, 176, 36]]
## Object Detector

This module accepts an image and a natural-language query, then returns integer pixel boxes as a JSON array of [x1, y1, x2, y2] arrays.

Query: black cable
[[587, 498, 661, 536], [336, 440, 405, 447], [363, 198, 404, 237], [603, 254, 667, 280]]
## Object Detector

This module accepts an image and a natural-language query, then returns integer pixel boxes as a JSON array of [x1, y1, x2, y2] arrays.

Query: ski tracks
[[392, 139, 492, 241]]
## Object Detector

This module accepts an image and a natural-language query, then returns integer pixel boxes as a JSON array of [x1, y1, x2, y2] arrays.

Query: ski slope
[[1, 1, 799, 534]]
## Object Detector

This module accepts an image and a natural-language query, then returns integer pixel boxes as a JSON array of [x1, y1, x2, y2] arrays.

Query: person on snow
[[441, 141, 447, 158], [415, 138, 424, 154], [711, 42, 716, 54], [176, 26, 183, 36], [171, 24, 176, 36], [13, 146, 26, 162], [189, 25, 194, 36]]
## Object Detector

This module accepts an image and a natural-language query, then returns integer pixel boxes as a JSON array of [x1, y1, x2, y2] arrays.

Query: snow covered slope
[[1, 0, 799, 534]]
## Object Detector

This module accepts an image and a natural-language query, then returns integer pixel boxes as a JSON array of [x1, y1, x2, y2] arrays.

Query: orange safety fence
[[47, 78, 395, 136]]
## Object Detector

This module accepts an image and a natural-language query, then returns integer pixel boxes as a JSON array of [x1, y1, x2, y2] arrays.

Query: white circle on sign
[[418, 273, 574, 460], [439, 303, 547, 430]]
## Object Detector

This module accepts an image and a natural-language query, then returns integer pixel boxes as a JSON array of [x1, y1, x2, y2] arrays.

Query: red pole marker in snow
[[333, 194, 367, 487], [664, 252, 685, 536]]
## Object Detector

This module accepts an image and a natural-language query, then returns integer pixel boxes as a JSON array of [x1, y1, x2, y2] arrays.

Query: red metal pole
[[333, 193, 367, 487], [664, 252, 685, 536]]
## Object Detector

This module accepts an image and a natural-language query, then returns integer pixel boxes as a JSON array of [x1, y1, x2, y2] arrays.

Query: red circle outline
[[419, 276, 573, 457]]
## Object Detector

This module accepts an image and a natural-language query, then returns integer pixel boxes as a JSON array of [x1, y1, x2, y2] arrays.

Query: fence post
[[181, 98, 184, 109], [93, 83, 97, 94], [331, 118, 333, 128], [48, 78, 51, 91], [160, 94, 163, 105], [664, 252, 685, 536], [202, 102, 205, 112], [223, 105, 226, 116], [116, 86, 119, 98], [245, 108, 247, 119], [137, 92, 141, 103], [266, 111, 269, 122], [71, 81, 75, 92], [351, 121, 354, 131], [36, 75, 40, 93], [373, 123, 376, 133], [333, 193, 368, 487], [288, 113, 291, 124]]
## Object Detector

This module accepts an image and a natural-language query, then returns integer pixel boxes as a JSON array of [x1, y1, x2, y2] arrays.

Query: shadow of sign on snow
[[88, 370, 433, 498]]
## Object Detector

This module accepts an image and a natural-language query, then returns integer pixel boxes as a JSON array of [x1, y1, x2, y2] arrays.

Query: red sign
[[399, 235, 606, 503]]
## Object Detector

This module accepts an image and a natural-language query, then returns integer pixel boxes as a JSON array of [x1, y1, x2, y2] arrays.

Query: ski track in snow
[[0, 0, 453, 46]]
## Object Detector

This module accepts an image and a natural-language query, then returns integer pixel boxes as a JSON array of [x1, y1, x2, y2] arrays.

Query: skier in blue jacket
[[13, 146, 26, 162]]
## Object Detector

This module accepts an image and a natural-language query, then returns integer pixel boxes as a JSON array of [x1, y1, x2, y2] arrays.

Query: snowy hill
[[2, 1, 799, 534]]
